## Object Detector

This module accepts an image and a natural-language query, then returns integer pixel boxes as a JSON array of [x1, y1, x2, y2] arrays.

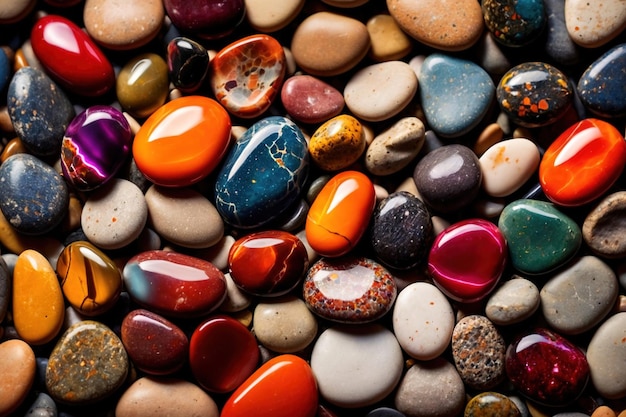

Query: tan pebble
[[362, 123, 375, 146], [190, 234, 235, 271], [283, 46, 297, 76], [432, 216, 450, 236], [219, 272, 252, 313], [0, 339, 36, 417], [474, 123, 504, 156], [0, 0, 35, 24], [60, 194, 83, 233], [592, 406, 617, 417], [0, 208, 64, 259], [168, 88, 183, 101], [232, 309, 253, 328], [513, 127, 532, 139], [526, 400, 551, 417], [122, 112, 142, 135], [291, 12, 370, 76], [374, 184, 389, 201], [296, 229, 319, 265], [231, 125, 248, 141], [618, 294, 626, 313], [365, 117, 425, 176], [367, 14, 412, 62], [618, 410, 626, 417], [565, 0, 626, 47], [245, 0, 304, 32], [0, 137, 27, 162]]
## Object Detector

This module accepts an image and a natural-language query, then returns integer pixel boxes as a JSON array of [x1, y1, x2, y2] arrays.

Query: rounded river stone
[[586, 312, 626, 399], [583, 191, 626, 259], [485, 276, 540, 325]]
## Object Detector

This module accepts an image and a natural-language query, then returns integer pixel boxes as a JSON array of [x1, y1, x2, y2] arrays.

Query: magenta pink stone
[[281, 75, 345, 124], [61, 105, 132, 191], [505, 327, 590, 406], [428, 218, 507, 303]]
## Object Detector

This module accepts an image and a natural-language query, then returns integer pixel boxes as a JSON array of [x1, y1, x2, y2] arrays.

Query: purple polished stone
[[505, 327, 589, 406], [163, 0, 245, 39], [61, 105, 132, 192]]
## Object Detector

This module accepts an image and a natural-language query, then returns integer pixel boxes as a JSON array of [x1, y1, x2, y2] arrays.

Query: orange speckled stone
[[539, 118, 626, 206], [133, 96, 231, 187], [309, 115, 366, 171], [306, 170, 376, 257], [210, 34, 286, 119], [12, 249, 65, 345]]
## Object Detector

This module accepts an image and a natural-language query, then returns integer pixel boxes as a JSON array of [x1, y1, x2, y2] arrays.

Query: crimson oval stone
[[61, 105, 132, 192], [189, 315, 259, 393], [505, 327, 589, 406], [228, 230, 309, 297], [120, 309, 188, 375], [163, 0, 245, 39], [428, 219, 507, 303], [281, 75, 345, 124], [30, 15, 115, 96], [122, 250, 227, 318]]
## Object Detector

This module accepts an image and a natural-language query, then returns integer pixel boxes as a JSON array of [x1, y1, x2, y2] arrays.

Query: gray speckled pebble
[[485, 276, 540, 325], [586, 312, 626, 399], [24, 392, 57, 417]]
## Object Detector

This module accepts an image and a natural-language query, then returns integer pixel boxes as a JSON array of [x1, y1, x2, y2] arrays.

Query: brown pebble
[[592, 406, 617, 417], [0, 339, 36, 416], [0, 137, 27, 162], [474, 123, 504, 156], [583, 191, 626, 258], [0, 107, 14, 133]]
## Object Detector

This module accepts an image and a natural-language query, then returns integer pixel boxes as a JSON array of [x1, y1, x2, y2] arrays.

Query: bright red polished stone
[[505, 327, 589, 406], [189, 315, 259, 393], [539, 118, 626, 206], [30, 15, 115, 96], [228, 230, 309, 296], [221, 354, 318, 417], [428, 218, 507, 303]]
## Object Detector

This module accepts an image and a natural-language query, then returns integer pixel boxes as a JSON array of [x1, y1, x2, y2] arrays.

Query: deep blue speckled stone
[[577, 43, 626, 118], [0, 48, 9, 92], [214, 116, 309, 229], [419, 54, 494, 138], [0, 154, 69, 235], [482, 0, 546, 47], [7, 67, 75, 157]]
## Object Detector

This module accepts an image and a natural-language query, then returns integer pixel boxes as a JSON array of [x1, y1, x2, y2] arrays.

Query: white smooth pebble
[[479, 138, 540, 197]]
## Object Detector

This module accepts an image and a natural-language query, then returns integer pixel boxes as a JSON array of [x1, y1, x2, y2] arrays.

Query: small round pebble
[[465, 392, 521, 417], [308, 114, 366, 171], [485, 276, 540, 325], [583, 191, 626, 259]]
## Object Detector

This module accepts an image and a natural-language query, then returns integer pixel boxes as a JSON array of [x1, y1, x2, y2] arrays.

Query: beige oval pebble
[[145, 185, 224, 249], [291, 12, 370, 76], [0, 0, 35, 24], [565, 0, 626, 48], [344, 61, 418, 122], [485, 276, 540, 325], [84, 0, 164, 50], [245, 0, 304, 32], [190, 234, 235, 271], [0, 339, 36, 417], [219, 272, 252, 313], [587, 312, 626, 399], [366, 14, 412, 62], [365, 117, 425, 176], [479, 138, 541, 198], [387, 0, 483, 51], [116, 376, 219, 417], [253, 295, 318, 353]]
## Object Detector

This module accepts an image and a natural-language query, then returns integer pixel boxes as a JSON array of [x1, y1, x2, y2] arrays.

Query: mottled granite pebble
[[583, 191, 626, 259], [485, 276, 540, 325], [24, 392, 56, 417], [365, 117, 425, 176]]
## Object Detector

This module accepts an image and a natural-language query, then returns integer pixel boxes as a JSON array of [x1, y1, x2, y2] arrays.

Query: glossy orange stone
[[210, 34, 286, 118], [305, 170, 376, 257], [539, 118, 626, 206], [133, 96, 232, 187], [221, 354, 318, 417]]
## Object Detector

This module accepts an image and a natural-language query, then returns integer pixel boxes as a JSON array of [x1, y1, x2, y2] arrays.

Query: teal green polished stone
[[498, 199, 581, 275]]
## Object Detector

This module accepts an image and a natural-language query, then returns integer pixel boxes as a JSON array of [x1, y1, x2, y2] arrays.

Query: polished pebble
[[166, 36, 210, 93], [308, 114, 365, 171], [245, 0, 304, 32], [465, 392, 521, 417], [366, 14, 412, 62], [116, 52, 169, 119], [162, 0, 245, 39], [46, 320, 128, 404], [482, 0, 546, 47], [485, 276, 540, 325], [586, 312, 626, 399], [0, 339, 36, 417], [564, 0, 626, 47], [311, 324, 404, 408], [583, 191, 626, 259], [280, 75, 345, 124], [365, 117, 425, 176]]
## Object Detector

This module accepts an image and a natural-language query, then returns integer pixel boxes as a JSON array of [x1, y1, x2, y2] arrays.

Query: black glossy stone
[[167, 36, 210, 93], [413, 144, 482, 214], [370, 191, 433, 270], [7, 67, 75, 157], [0, 154, 69, 235]]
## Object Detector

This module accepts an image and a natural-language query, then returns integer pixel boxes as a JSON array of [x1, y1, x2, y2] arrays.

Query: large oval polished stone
[[117, 53, 169, 119], [122, 250, 227, 318], [61, 105, 133, 192], [163, 0, 245, 38], [214, 116, 309, 229], [133, 95, 232, 187]]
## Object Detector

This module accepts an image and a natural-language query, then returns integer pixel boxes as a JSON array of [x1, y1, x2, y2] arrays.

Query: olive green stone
[[464, 392, 520, 417], [498, 199, 581, 275], [116, 53, 169, 119]]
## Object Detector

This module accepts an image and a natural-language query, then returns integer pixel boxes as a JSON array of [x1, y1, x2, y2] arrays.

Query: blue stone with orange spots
[[214, 116, 309, 229], [482, 0, 546, 47]]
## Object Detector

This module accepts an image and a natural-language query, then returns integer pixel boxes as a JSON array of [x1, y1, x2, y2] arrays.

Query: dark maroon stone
[[281, 75, 345, 124], [163, 0, 246, 39]]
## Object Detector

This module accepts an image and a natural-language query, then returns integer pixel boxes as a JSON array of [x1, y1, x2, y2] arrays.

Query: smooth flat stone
[[81, 178, 148, 250], [133, 95, 231, 187], [344, 61, 417, 122], [452, 315, 506, 390], [31, 14, 115, 96], [393, 282, 454, 360], [253, 295, 318, 353], [167, 36, 210, 93], [539, 118, 626, 206], [7, 66, 75, 157], [0, 0, 35, 23], [56, 240, 122, 316], [0, 339, 36, 417], [311, 324, 404, 408], [291, 12, 370, 76], [117, 53, 169, 119], [123, 250, 227, 318], [221, 355, 318, 417], [540, 256, 618, 335], [245, 0, 304, 32], [303, 257, 397, 323], [387, 0, 483, 51], [121, 309, 189, 375], [61, 105, 133, 192], [479, 138, 541, 197], [309, 114, 366, 171], [498, 199, 581, 274], [505, 327, 589, 406], [577, 43, 626, 118], [583, 191, 626, 258], [497, 61, 573, 127], [46, 320, 129, 404], [365, 117, 425, 176], [485, 276, 540, 325], [83, 0, 164, 50], [280, 75, 344, 124], [189, 315, 259, 393], [586, 312, 626, 399], [163, 0, 245, 38], [366, 14, 412, 61], [145, 185, 224, 249], [210, 34, 286, 118], [214, 116, 309, 229], [482, 0, 546, 46], [116, 377, 219, 417], [465, 392, 521, 417], [565, 0, 626, 47]]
